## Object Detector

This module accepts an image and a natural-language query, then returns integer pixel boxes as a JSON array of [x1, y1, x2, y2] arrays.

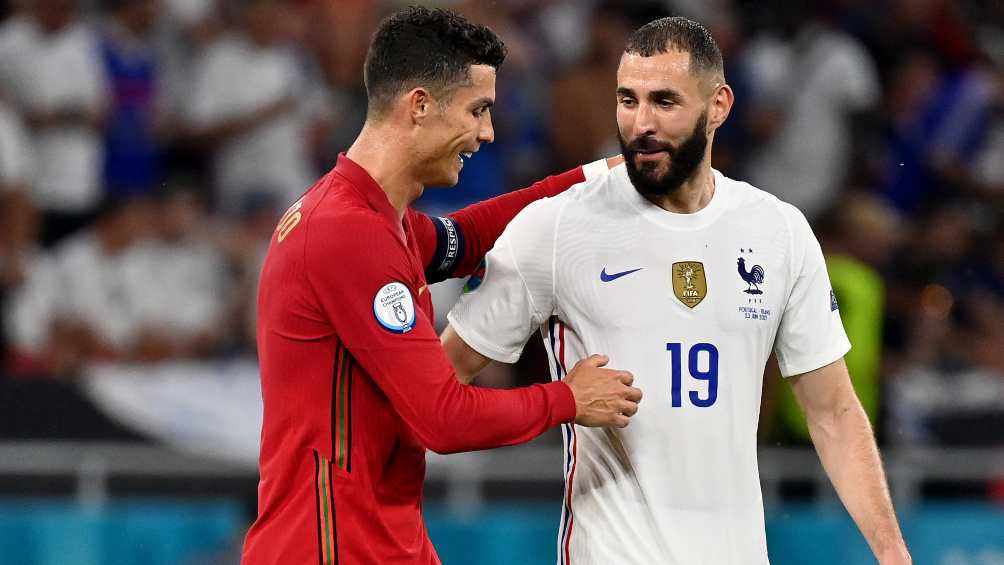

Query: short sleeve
[[774, 204, 851, 377], [447, 197, 561, 363]]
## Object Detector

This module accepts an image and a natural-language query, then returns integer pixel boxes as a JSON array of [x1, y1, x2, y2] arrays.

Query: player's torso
[[546, 169, 788, 564], [249, 180, 440, 564]]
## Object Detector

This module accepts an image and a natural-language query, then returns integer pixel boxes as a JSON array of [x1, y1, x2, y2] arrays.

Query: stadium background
[[0, 0, 1002, 563]]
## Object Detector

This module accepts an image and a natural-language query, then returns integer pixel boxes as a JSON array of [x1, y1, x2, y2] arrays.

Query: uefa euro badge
[[373, 282, 416, 333], [672, 261, 707, 308]]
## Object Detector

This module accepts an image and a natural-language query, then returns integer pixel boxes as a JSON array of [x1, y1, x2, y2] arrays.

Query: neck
[[646, 162, 715, 214], [345, 123, 424, 219]]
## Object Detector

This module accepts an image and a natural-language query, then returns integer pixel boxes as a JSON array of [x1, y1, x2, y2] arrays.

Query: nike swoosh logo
[[600, 267, 643, 282]]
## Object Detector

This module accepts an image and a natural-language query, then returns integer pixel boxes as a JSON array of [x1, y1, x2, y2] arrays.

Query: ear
[[406, 87, 436, 125], [707, 83, 734, 132]]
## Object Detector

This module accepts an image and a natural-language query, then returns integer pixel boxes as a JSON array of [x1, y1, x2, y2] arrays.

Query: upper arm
[[441, 324, 491, 384], [446, 199, 560, 363], [789, 357, 857, 420], [304, 213, 428, 350], [411, 211, 467, 285], [774, 205, 851, 377]]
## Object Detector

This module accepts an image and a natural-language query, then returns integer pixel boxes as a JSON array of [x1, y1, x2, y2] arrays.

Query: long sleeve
[[413, 165, 586, 283], [304, 211, 576, 454]]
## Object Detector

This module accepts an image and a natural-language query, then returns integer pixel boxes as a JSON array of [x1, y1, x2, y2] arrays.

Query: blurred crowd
[[0, 0, 1002, 450]]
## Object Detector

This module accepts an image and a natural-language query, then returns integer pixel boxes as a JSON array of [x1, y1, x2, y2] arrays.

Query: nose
[[632, 101, 657, 139], [478, 115, 495, 144]]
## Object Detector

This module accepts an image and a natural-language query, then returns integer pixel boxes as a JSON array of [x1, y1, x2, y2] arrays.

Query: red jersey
[[242, 155, 587, 564]]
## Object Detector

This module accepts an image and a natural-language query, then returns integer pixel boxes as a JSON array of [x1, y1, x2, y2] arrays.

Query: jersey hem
[[778, 339, 851, 378], [445, 311, 523, 364]]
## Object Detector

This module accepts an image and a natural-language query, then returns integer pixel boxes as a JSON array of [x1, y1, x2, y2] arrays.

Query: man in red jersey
[[241, 6, 642, 565]]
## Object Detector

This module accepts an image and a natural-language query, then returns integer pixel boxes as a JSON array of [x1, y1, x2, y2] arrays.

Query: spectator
[[186, 0, 320, 214], [743, 5, 880, 219], [125, 183, 232, 360], [0, 94, 31, 197], [215, 192, 280, 354], [876, 48, 945, 211], [880, 51, 1000, 211], [546, 1, 670, 171], [1, 193, 66, 377], [100, 0, 169, 196], [50, 194, 154, 366], [301, 0, 368, 175], [0, 0, 109, 244]]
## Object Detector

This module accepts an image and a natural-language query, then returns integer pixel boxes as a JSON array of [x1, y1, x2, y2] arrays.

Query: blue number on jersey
[[667, 342, 719, 408]]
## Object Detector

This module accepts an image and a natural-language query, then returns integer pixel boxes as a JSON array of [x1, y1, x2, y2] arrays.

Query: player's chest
[[557, 229, 789, 335]]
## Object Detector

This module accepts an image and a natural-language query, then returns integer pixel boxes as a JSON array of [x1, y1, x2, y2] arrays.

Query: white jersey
[[447, 161, 850, 565]]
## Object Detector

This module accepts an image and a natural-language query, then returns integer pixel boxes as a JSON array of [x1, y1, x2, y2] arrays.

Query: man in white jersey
[[441, 17, 911, 565]]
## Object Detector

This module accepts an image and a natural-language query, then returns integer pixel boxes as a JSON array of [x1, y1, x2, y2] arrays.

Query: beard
[[619, 111, 708, 198]]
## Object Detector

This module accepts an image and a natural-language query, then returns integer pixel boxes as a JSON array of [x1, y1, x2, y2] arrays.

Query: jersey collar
[[333, 153, 406, 243], [617, 167, 732, 231]]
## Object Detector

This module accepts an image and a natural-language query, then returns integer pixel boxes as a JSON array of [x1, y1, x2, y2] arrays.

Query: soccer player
[[443, 17, 912, 565], [241, 7, 642, 565]]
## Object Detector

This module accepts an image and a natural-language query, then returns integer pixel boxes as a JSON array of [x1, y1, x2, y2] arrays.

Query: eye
[[657, 98, 675, 108], [619, 97, 637, 108]]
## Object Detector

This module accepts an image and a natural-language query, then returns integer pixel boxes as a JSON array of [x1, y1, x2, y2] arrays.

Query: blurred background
[[0, 0, 1002, 563]]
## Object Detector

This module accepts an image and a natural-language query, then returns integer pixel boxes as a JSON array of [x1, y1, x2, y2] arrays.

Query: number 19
[[667, 342, 719, 408]]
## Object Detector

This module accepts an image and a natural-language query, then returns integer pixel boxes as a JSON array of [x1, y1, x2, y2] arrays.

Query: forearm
[[807, 397, 908, 561], [353, 340, 574, 454]]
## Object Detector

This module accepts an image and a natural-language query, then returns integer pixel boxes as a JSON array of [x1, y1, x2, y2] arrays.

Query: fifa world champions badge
[[672, 261, 707, 308]]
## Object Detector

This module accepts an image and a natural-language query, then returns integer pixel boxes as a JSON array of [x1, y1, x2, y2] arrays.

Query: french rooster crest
[[737, 257, 764, 295]]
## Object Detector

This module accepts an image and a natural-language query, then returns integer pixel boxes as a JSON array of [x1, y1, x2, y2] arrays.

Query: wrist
[[548, 380, 577, 425], [877, 542, 911, 565]]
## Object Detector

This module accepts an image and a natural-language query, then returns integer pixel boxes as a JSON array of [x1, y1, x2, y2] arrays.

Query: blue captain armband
[[425, 216, 466, 284]]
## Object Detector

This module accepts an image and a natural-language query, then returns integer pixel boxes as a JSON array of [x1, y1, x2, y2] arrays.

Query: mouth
[[633, 149, 669, 163], [457, 151, 475, 167]]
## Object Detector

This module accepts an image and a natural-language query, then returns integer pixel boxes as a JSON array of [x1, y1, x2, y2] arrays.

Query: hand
[[562, 354, 642, 428]]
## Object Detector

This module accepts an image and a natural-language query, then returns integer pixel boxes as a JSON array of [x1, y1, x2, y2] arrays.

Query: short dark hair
[[624, 17, 724, 80], [363, 6, 507, 117]]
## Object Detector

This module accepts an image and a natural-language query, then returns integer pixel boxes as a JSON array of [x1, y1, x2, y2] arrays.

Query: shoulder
[[721, 171, 811, 236], [300, 186, 401, 261], [544, 159, 626, 211]]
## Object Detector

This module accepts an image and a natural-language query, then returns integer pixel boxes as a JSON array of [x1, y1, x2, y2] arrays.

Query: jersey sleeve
[[303, 211, 575, 454], [447, 197, 561, 363], [773, 204, 852, 377], [413, 164, 592, 284]]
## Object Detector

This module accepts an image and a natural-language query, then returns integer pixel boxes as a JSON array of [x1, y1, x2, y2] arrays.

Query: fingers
[[616, 371, 634, 386], [578, 354, 609, 368], [622, 385, 643, 403], [617, 399, 639, 417]]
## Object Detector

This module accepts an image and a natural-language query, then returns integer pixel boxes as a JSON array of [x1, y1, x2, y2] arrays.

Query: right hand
[[562, 354, 641, 428]]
